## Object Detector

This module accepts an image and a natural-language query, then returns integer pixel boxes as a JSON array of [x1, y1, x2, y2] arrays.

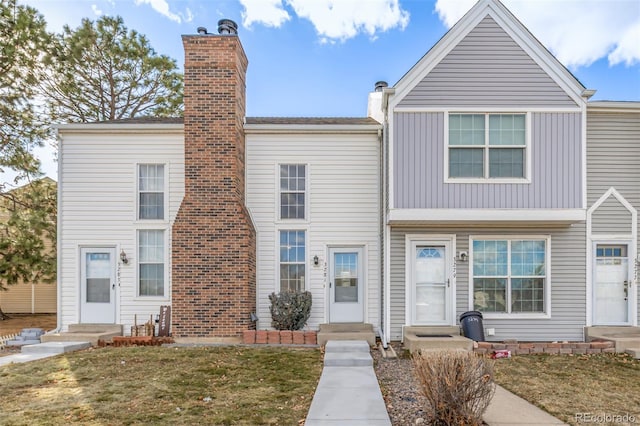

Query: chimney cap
[[218, 19, 238, 35], [374, 81, 388, 92], [197, 26, 208, 35]]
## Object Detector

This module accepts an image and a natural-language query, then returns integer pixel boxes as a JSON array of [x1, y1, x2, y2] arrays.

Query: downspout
[[53, 128, 62, 334], [382, 88, 394, 346], [376, 127, 387, 348]]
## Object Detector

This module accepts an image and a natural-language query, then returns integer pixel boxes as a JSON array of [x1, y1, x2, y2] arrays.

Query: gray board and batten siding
[[389, 226, 587, 342], [393, 112, 582, 209], [397, 16, 578, 109]]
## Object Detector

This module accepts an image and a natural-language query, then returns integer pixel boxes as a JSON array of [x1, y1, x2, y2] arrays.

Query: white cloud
[[91, 4, 103, 16], [239, 0, 291, 28], [435, 0, 640, 68], [134, 0, 182, 23], [239, 0, 409, 41]]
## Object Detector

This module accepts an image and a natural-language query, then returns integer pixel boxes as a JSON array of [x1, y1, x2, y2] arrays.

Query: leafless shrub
[[412, 350, 495, 426]]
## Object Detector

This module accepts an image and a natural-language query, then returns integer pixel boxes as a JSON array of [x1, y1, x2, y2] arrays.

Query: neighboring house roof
[[57, 116, 382, 133]]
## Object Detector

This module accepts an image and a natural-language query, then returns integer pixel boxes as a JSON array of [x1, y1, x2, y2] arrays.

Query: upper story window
[[279, 164, 306, 220], [138, 164, 165, 220], [448, 114, 527, 180]]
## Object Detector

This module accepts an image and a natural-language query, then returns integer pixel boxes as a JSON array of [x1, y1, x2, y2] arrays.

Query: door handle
[[447, 279, 450, 288], [112, 283, 116, 290], [624, 281, 628, 300], [330, 282, 332, 288]]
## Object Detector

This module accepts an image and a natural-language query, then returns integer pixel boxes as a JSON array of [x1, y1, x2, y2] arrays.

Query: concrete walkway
[[0, 341, 91, 367], [306, 340, 391, 425], [307, 340, 567, 426], [484, 385, 568, 425]]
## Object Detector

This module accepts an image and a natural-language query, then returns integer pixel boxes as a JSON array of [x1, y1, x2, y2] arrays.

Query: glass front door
[[80, 247, 116, 323], [329, 247, 364, 322]]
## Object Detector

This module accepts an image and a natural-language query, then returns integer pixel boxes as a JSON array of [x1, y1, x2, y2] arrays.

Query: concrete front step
[[42, 324, 123, 347], [403, 326, 473, 354], [318, 323, 375, 346], [325, 340, 370, 354], [324, 352, 373, 367], [585, 326, 640, 352], [625, 348, 640, 359], [22, 341, 91, 354]]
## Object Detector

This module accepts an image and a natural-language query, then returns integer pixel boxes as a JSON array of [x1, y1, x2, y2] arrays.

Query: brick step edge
[[474, 340, 616, 356], [100, 336, 175, 347], [243, 330, 317, 345]]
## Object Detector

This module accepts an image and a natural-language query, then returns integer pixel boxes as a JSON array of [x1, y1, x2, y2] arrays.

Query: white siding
[[246, 132, 381, 330], [58, 130, 184, 332]]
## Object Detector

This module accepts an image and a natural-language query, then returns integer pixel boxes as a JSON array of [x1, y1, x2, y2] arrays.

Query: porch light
[[250, 312, 259, 322], [313, 255, 319, 266], [120, 249, 129, 264]]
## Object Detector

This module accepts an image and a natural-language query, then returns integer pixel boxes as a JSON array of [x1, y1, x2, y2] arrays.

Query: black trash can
[[459, 311, 485, 342]]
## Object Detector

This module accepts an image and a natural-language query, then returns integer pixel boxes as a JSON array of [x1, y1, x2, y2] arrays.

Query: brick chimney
[[172, 21, 256, 338]]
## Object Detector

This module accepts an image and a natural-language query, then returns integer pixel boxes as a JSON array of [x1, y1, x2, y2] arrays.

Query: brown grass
[[0, 345, 322, 425], [0, 313, 57, 336], [494, 353, 640, 425]]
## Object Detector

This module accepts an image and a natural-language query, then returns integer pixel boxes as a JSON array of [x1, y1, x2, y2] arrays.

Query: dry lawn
[[494, 353, 640, 425], [0, 313, 57, 336], [0, 345, 322, 425]]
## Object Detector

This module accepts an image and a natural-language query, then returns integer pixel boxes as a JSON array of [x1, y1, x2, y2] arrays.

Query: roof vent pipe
[[197, 26, 208, 35], [218, 19, 238, 35], [375, 81, 388, 92]]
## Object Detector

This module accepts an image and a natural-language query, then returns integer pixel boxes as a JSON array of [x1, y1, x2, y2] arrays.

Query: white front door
[[80, 247, 117, 323], [410, 238, 454, 325], [329, 247, 364, 323], [593, 244, 631, 325]]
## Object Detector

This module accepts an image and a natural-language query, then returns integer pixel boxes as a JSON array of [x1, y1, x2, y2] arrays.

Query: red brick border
[[474, 340, 616, 356], [244, 330, 317, 346]]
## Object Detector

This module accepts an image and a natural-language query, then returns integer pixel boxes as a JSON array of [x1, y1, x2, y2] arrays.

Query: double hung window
[[449, 114, 526, 179], [279, 164, 306, 220], [279, 230, 306, 292], [138, 164, 165, 220]]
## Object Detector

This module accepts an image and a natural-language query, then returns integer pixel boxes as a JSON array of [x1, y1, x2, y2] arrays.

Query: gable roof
[[390, 0, 588, 109]]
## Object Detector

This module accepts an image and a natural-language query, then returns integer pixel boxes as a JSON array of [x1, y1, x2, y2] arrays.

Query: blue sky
[[8, 0, 640, 181]]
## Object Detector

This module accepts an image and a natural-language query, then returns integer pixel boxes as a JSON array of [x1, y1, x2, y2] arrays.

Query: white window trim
[[135, 228, 169, 300], [468, 234, 551, 319], [444, 112, 532, 184], [275, 163, 309, 223], [135, 163, 169, 224], [275, 227, 309, 293]]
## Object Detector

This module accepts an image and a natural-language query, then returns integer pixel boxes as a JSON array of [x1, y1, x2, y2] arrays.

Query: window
[[449, 114, 526, 179], [138, 230, 164, 296], [138, 164, 165, 220], [472, 238, 547, 314], [280, 164, 306, 220], [279, 230, 305, 291]]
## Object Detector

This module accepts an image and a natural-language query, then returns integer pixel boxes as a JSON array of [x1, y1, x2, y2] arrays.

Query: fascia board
[[388, 208, 586, 224], [56, 123, 184, 134], [244, 124, 381, 134]]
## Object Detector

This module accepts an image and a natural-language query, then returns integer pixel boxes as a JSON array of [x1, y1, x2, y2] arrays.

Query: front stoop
[[317, 323, 376, 346], [324, 340, 373, 367], [585, 326, 640, 353], [41, 324, 123, 347], [403, 326, 473, 354]]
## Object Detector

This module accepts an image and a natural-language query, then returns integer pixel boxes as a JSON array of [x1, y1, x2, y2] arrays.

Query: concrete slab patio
[[0, 341, 91, 367]]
